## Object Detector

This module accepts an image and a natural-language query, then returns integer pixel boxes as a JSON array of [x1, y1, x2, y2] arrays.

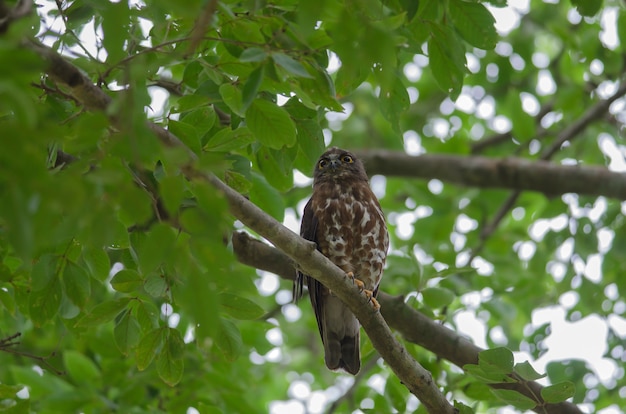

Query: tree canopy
[[0, 0, 624, 413]]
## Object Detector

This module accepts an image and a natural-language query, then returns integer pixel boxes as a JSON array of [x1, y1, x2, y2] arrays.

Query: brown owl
[[294, 147, 389, 375]]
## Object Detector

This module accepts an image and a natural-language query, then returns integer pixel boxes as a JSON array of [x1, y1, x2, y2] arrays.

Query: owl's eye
[[341, 155, 354, 163], [318, 159, 328, 169]]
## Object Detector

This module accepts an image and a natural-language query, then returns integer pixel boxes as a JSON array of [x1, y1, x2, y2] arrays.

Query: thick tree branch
[[357, 150, 626, 200], [203, 173, 457, 413], [232, 231, 583, 414]]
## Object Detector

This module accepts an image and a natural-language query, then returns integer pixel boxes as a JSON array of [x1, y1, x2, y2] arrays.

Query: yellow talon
[[363, 289, 380, 311]]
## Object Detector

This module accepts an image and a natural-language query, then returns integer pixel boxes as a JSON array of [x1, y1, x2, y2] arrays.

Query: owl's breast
[[313, 191, 389, 291]]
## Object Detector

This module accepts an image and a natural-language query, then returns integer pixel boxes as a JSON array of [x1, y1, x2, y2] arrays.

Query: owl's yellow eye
[[318, 159, 328, 169], [341, 155, 353, 163]]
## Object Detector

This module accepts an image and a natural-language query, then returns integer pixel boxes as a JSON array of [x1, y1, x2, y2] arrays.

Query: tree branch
[[357, 150, 626, 200], [202, 173, 457, 413], [231, 231, 584, 414]]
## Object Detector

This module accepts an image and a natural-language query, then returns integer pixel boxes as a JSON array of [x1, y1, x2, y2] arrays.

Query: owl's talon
[[363, 290, 380, 311]]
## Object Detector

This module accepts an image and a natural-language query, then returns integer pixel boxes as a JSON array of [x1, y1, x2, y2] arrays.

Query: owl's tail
[[321, 295, 361, 375]]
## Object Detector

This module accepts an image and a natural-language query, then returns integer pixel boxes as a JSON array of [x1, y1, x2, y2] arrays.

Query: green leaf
[[479, 347, 514, 374], [428, 23, 466, 98], [219, 83, 245, 117], [219, 293, 265, 320], [62, 262, 91, 309], [490, 389, 536, 410], [541, 381, 575, 403], [75, 298, 132, 327], [31, 254, 57, 292], [114, 309, 142, 355], [205, 127, 255, 152], [0, 287, 16, 315], [110, 269, 144, 293], [272, 53, 313, 78], [168, 119, 201, 154], [239, 47, 268, 62], [134, 300, 159, 333], [246, 99, 297, 149], [82, 247, 110, 281], [224, 170, 253, 194], [256, 145, 294, 192], [242, 65, 265, 111], [136, 328, 164, 371], [421, 286, 455, 308], [249, 172, 285, 222], [144, 274, 169, 298], [215, 318, 243, 362], [570, 0, 602, 17], [514, 361, 546, 381], [63, 350, 101, 386], [449, 0, 497, 49], [453, 400, 475, 414], [464, 364, 513, 384], [384, 374, 407, 411], [380, 74, 410, 132], [28, 278, 62, 326], [134, 223, 177, 275], [156, 328, 185, 386]]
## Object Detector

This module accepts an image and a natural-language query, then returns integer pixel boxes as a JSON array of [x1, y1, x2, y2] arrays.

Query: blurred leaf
[[570, 0, 602, 17], [110, 269, 144, 293], [136, 328, 164, 371], [205, 127, 255, 152], [246, 99, 297, 149], [242, 65, 265, 111], [428, 23, 466, 98], [63, 350, 101, 386], [541, 381, 575, 403], [449, 0, 497, 49], [272, 53, 313, 78], [219, 293, 264, 320], [62, 262, 91, 309], [490, 389, 536, 410], [514, 361, 546, 381], [156, 328, 185, 386], [421, 286, 455, 309], [114, 309, 142, 355], [75, 298, 132, 327], [215, 318, 243, 362]]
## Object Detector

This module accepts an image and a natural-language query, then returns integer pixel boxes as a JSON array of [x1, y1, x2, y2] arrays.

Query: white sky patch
[[403, 130, 424, 155], [532, 308, 617, 386], [600, 7, 619, 49], [537, 69, 557, 95]]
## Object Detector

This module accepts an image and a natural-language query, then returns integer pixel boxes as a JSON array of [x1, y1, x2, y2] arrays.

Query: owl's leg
[[346, 272, 380, 311], [362, 290, 380, 311], [346, 272, 364, 290]]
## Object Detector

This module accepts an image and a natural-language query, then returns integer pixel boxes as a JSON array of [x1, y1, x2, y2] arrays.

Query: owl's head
[[313, 147, 368, 184]]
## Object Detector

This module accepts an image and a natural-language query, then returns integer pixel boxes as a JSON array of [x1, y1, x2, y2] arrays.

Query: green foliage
[[0, 0, 624, 413]]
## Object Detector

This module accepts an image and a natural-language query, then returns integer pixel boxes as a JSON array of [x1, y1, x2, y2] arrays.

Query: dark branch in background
[[357, 151, 626, 200], [0, 0, 32, 33], [232, 232, 583, 414], [0, 332, 64, 376], [466, 78, 626, 260]]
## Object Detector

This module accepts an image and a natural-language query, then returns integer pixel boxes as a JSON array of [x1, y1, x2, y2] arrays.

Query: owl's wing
[[295, 197, 360, 375], [294, 198, 318, 300]]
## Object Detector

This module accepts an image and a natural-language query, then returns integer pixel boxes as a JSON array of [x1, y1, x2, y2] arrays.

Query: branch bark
[[232, 231, 584, 414], [356, 150, 626, 200], [205, 173, 458, 413]]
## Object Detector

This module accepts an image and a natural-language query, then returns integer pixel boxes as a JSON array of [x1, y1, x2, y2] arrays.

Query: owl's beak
[[329, 159, 341, 170]]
